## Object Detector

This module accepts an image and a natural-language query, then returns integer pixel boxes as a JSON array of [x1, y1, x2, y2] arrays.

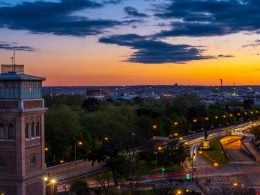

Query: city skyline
[[0, 0, 259, 86]]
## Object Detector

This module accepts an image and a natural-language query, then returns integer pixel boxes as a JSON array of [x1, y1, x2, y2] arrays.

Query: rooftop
[[0, 64, 45, 81], [0, 72, 45, 81]]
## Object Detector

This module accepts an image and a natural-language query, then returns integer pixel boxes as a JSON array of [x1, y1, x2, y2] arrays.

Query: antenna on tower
[[11, 56, 14, 65], [11, 49, 16, 72]]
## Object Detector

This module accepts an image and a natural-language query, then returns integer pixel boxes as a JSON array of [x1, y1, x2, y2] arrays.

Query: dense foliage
[[44, 94, 259, 163]]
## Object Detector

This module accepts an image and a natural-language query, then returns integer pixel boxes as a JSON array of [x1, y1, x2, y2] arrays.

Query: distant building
[[86, 89, 110, 99]]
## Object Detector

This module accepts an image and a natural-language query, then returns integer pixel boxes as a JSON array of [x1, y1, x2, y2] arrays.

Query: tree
[[83, 104, 138, 144], [82, 98, 101, 112], [158, 139, 190, 167], [243, 99, 254, 110], [45, 105, 85, 161], [87, 132, 143, 187], [70, 179, 89, 195], [165, 94, 202, 117]]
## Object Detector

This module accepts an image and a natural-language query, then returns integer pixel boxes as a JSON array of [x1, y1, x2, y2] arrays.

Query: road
[[198, 134, 260, 190], [221, 136, 253, 163]]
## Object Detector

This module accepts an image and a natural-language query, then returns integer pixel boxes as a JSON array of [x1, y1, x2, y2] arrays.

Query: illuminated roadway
[[221, 136, 253, 163]]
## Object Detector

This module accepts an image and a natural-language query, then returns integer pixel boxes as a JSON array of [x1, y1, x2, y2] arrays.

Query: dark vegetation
[[44, 94, 259, 163], [44, 93, 259, 193]]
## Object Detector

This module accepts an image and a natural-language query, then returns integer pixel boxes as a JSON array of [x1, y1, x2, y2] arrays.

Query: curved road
[[222, 136, 253, 163]]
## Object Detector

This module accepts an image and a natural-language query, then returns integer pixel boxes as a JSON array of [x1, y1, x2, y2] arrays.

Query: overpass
[[43, 160, 104, 192]]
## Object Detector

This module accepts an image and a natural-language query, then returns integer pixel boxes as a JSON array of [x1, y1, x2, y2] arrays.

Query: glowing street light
[[155, 146, 162, 175], [43, 176, 48, 182], [74, 141, 83, 161], [149, 124, 157, 143], [213, 162, 219, 167], [158, 146, 162, 151], [233, 182, 238, 187], [43, 175, 58, 195]]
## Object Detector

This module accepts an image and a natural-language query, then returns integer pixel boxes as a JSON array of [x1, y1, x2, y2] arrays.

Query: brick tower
[[0, 64, 46, 195]]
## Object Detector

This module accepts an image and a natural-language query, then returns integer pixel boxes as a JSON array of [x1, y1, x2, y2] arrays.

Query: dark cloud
[[155, 0, 260, 37], [0, 42, 35, 51], [218, 54, 234, 58], [242, 39, 260, 48], [99, 34, 214, 64], [103, 0, 126, 4], [0, 0, 124, 37], [124, 6, 148, 18]]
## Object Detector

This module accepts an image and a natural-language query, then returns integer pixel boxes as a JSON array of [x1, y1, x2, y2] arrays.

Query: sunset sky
[[0, 0, 259, 86]]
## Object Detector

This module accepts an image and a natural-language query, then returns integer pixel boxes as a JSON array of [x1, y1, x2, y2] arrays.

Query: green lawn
[[199, 138, 229, 166]]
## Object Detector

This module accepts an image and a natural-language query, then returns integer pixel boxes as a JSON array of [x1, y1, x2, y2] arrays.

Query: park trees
[[45, 105, 86, 162], [157, 139, 190, 168]]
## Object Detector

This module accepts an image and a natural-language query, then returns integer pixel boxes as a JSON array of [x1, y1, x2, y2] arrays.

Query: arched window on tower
[[36, 122, 40, 137], [0, 124, 4, 140], [25, 124, 29, 139], [7, 124, 15, 140], [31, 123, 35, 138]]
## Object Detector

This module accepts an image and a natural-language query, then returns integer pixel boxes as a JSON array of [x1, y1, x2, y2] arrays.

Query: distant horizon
[[43, 84, 260, 87]]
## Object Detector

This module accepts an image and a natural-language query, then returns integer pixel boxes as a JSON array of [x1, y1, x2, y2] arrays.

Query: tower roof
[[0, 72, 45, 81], [0, 64, 45, 81]]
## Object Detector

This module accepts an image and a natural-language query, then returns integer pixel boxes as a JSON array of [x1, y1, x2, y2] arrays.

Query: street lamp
[[149, 124, 157, 143], [213, 162, 219, 167], [43, 175, 57, 195], [155, 146, 162, 174], [74, 141, 83, 161]]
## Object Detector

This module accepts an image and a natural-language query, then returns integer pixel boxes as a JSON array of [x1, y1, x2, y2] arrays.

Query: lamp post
[[43, 175, 57, 195], [149, 124, 157, 143], [45, 147, 49, 164], [74, 141, 83, 161], [155, 146, 162, 175], [192, 119, 197, 131]]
